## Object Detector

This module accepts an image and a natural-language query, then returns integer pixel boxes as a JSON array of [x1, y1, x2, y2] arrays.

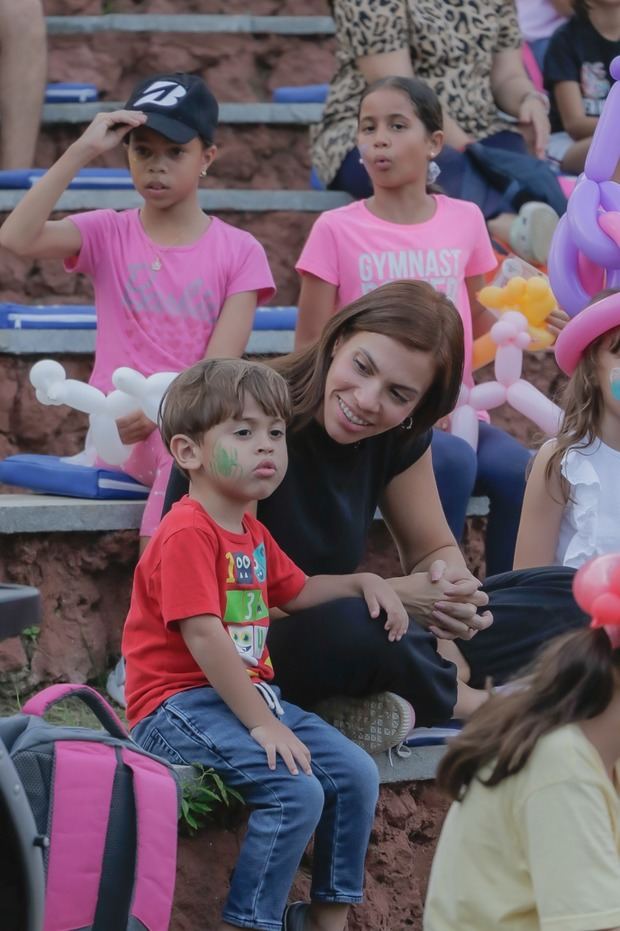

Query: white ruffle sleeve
[[559, 447, 601, 569]]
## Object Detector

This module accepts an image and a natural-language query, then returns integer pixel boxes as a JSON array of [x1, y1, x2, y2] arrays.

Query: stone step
[[0, 493, 489, 535], [0, 189, 347, 212], [41, 101, 323, 126], [0, 327, 293, 357], [46, 14, 335, 35]]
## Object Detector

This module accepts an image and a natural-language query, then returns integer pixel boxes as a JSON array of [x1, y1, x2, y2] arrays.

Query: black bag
[[463, 142, 568, 216]]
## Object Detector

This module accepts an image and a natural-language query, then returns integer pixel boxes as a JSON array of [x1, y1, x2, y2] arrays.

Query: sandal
[[509, 201, 560, 265], [283, 901, 309, 931]]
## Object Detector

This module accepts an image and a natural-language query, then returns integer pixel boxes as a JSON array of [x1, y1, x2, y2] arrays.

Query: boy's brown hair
[[159, 358, 292, 456]]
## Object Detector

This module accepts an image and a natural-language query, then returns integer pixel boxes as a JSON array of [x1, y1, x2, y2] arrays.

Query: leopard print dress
[[312, 0, 522, 186]]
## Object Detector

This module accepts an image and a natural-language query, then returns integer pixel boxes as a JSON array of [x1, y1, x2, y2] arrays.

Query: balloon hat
[[548, 54, 620, 374], [573, 554, 620, 649]]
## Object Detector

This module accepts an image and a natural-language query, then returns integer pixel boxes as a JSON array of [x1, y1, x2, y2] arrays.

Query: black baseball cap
[[125, 73, 219, 144]]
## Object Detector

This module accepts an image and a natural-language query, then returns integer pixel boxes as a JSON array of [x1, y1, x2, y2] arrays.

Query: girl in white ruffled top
[[515, 290, 620, 570]]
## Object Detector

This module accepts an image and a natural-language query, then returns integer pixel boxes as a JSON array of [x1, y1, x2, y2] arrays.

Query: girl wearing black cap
[[0, 71, 275, 550]]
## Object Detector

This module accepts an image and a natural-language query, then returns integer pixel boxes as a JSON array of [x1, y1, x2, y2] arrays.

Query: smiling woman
[[163, 280, 587, 731]]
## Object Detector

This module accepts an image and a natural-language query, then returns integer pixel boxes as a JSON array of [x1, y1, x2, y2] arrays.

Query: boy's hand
[[358, 573, 409, 642], [116, 410, 157, 445], [250, 719, 313, 775], [74, 109, 147, 159]]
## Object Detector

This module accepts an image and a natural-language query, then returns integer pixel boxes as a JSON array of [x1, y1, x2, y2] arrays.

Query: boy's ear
[[169, 434, 202, 472]]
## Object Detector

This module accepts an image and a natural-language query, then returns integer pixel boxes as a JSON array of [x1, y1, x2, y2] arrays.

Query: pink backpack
[[0, 683, 180, 931]]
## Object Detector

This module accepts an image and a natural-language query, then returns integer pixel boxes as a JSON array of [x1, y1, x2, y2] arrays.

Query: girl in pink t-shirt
[[0, 72, 275, 545], [295, 76, 563, 579]]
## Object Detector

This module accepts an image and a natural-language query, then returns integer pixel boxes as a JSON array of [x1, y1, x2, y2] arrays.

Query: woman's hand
[[358, 573, 409, 642], [73, 109, 147, 160], [518, 95, 550, 159], [116, 410, 156, 445], [390, 561, 493, 640]]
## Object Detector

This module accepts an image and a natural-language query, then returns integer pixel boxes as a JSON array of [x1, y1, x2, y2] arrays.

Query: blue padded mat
[[0, 303, 297, 331], [45, 82, 99, 103], [0, 304, 96, 329], [0, 455, 149, 500], [0, 168, 133, 189], [272, 84, 329, 103]]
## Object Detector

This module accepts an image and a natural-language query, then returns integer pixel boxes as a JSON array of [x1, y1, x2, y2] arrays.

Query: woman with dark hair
[[314, 0, 563, 265], [163, 279, 586, 745], [425, 600, 620, 930]]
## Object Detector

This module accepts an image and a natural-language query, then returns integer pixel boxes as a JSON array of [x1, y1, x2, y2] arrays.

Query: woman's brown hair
[[437, 627, 620, 800], [270, 279, 464, 438], [545, 290, 620, 500]]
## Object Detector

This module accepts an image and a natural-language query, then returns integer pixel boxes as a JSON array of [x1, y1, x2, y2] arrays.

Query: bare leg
[[0, 0, 46, 169], [438, 640, 488, 718], [307, 903, 349, 931], [560, 137, 593, 176], [487, 212, 518, 246]]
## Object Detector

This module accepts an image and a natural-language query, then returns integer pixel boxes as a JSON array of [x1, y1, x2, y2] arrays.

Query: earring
[[358, 157, 364, 165], [200, 167, 208, 178], [401, 416, 413, 431], [427, 160, 441, 184]]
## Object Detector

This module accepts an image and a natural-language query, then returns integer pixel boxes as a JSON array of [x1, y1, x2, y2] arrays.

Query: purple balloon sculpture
[[548, 55, 620, 317]]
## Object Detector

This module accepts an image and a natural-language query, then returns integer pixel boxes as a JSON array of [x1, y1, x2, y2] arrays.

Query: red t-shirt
[[123, 496, 306, 728]]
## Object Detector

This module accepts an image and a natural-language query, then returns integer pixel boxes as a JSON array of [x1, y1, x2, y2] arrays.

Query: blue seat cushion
[[272, 84, 329, 104], [0, 168, 133, 190], [0, 303, 298, 331], [0, 303, 97, 329], [0, 455, 149, 500], [45, 82, 99, 103]]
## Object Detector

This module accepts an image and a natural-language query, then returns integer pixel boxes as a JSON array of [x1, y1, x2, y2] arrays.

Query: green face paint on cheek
[[210, 442, 242, 479]]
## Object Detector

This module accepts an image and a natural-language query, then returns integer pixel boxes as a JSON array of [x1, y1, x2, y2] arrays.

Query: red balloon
[[573, 554, 620, 616], [590, 592, 620, 625]]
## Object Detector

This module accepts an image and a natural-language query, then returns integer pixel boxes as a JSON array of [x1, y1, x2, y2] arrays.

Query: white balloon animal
[[30, 360, 139, 466], [450, 311, 563, 450], [112, 368, 179, 424]]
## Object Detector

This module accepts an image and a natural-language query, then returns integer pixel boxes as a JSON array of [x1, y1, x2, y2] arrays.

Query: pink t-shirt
[[65, 209, 276, 391], [296, 195, 497, 385]]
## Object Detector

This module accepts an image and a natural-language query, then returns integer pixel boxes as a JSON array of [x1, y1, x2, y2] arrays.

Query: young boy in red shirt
[[123, 357, 408, 931]]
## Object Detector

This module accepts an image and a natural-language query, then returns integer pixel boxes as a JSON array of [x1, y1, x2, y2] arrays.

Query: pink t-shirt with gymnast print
[[65, 208, 276, 391], [296, 195, 497, 385]]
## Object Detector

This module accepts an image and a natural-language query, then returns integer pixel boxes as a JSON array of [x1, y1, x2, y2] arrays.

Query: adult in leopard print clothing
[[313, 0, 560, 264]]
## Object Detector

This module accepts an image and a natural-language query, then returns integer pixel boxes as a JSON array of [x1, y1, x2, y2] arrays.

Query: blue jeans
[[431, 424, 531, 576], [133, 685, 379, 931]]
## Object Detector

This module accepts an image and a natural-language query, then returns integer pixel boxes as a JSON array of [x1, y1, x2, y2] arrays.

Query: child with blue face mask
[[515, 290, 620, 570]]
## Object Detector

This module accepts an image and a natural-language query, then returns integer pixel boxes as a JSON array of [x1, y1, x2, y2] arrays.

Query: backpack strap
[[22, 683, 129, 739], [44, 741, 117, 931], [122, 749, 178, 931]]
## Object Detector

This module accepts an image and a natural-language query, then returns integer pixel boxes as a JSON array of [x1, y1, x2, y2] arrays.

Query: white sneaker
[[313, 691, 415, 755], [106, 657, 126, 708], [509, 201, 560, 265]]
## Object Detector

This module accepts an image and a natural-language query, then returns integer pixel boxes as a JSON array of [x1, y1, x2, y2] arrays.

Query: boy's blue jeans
[[132, 685, 379, 931]]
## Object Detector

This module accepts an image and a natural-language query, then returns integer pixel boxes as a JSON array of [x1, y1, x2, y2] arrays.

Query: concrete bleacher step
[[46, 15, 336, 36], [0, 494, 489, 534], [41, 101, 324, 127], [0, 189, 349, 213], [175, 743, 446, 790]]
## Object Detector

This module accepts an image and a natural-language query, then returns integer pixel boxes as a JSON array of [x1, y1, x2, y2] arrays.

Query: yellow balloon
[[504, 277, 527, 303], [478, 285, 505, 309]]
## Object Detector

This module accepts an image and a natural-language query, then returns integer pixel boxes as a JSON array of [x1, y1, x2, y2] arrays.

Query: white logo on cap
[[133, 80, 186, 109]]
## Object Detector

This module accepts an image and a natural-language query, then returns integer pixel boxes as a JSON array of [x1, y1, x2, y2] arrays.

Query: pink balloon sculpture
[[451, 307, 562, 450], [548, 55, 620, 317]]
